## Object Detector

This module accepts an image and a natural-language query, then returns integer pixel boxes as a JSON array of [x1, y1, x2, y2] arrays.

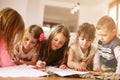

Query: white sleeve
[[114, 46, 120, 74], [14, 48, 19, 55], [93, 50, 100, 67], [13, 44, 20, 58]]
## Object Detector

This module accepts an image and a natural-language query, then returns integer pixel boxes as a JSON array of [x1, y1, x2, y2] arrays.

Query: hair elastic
[[39, 33, 44, 41]]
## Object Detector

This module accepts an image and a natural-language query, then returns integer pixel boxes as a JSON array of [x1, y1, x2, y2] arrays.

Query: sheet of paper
[[46, 67, 89, 77], [0, 64, 48, 77]]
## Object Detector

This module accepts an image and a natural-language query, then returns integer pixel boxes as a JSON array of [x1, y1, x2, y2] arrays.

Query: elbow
[[67, 61, 72, 68]]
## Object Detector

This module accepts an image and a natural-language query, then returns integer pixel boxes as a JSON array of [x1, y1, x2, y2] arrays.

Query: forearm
[[20, 56, 38, 65], [115, 56, 120, 74], [20, 60, 36, 65], [67, 60, 76, 69], [93, 51, 100, 67], [114, 46, 120, 74]]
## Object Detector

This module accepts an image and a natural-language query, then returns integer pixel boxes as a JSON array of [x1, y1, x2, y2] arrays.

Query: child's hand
[[36, 60, 46, 69], [110, 73, 120, 76], [12, 59, 20, 65], [59, 64, 67, 69], [93, 66, 102, 72], [12, 55, 20, 65], [80, 62, 87, 67], [74, 63, 87, 71]]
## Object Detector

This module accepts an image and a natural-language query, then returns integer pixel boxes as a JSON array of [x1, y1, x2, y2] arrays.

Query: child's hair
[[23, 24, 44, 52], [96, 16, 116, 30], [0, 8, 25, 55], [42, 24, 70, 61], [76, 23, 95, 43]]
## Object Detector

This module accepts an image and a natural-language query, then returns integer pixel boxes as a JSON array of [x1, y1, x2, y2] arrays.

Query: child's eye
[[24, 37, 29, 41], [54, 38, 58, 41], [87, 39, 92, 41], [103, 35, 107, 37], [81, 38, 85, 40], [26, 38, 29, 41], [31, 41, 35, 44]]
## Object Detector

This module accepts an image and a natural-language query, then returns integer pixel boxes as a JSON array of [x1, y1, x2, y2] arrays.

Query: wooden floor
[[0, 75, 92, 80]]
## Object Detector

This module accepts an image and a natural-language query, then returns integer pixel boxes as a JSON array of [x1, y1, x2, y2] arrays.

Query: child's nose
[[56, 41, 62, 47], [56, 41, 60, 46], [26, 41, 30, 46], [83, 40, 87, 44], [99, 36, 103, 41]]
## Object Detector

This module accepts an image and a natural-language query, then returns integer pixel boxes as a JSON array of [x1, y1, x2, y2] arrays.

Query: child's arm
[[93, 50, 101, 71], [13, 44, 19, 58], [67, 48, 87, 71], [12, 44, 21, 65], [20, 54, 38, 65], [67, 47, 76, 68], [114, 46, 120, 74], [59, 49, 69, 69]]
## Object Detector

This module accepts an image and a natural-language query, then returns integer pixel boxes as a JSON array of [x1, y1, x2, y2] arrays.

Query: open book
[[0, 64, 48, 77], [0, 65, 89, 77], [46, 66, 89, 77]]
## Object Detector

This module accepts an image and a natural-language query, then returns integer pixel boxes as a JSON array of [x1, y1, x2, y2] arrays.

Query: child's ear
[[112, 28, 117, 34]]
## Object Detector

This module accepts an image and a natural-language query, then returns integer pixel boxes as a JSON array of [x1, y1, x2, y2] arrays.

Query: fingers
[[74, 63, 87, 71], [93, 66, 102, 72], [75, 67, 87, 71], [36, 60, 46, 68], [59, 64, 67, 69]]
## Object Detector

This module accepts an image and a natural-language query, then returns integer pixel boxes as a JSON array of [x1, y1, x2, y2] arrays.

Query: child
[[0, 8, 25, 67], [93, 16, 120, 75], [13, 25, 44, 65], [67, 23, 96, 71], [36, 24, 70, 69]]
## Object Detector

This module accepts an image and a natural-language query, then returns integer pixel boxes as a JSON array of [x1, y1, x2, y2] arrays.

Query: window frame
[[108, 0, 120, 33]]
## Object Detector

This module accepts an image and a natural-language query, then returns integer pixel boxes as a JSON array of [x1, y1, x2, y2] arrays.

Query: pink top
[[0, 34, 16, 67]]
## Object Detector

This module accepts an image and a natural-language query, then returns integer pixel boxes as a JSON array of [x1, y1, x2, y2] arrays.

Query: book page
[[46, 67, 89, 77], [0, 64, 48, 77]]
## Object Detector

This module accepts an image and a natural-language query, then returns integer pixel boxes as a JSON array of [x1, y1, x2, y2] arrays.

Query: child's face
[[78, 35, 93, 50], [22, 33, 38, 51], [51, 33, 67, 51], [97, 28, 115, 44]]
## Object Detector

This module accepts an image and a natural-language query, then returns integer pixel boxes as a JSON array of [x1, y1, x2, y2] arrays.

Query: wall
[[0, 0, 110, 46], [0, 0, 45, 27], [78, 3, 108, 27], [0, 0, 28, 26], [25, 0, 45, 27], [0, 0, 109, 28]]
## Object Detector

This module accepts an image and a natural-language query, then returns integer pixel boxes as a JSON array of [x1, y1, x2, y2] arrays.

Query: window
[[109, 0, 120, 34], [118, 3, 120, 31]]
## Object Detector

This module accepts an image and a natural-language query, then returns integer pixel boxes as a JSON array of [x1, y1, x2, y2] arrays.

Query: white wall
[[25, 0, 45, 27], [0, 0, 45, 28], [78, 3, 108, 27], [0, 0, 109, 28], [0, 0, 27, 25]]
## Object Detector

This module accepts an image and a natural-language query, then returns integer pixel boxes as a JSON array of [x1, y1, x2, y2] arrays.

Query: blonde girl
[[13, 25, 44, 65], [0, 8, 25, 67]]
